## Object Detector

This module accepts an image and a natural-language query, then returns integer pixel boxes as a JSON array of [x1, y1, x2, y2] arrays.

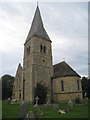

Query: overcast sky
[[0, 1, 88, 77]]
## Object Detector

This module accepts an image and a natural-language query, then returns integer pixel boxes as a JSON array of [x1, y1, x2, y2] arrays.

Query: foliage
[[81, 77, 88, 98], [75, 97, 81, 104], [2, 74, 15, 100], [34, 82, 48, 104]]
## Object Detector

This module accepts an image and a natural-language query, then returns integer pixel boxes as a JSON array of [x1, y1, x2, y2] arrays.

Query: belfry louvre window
[[61, 80, 64, 91], [43, 46, 46, 53], [40, 45, 46, 53], [77, 80, 80, 91], [40, 44, 43, 52]]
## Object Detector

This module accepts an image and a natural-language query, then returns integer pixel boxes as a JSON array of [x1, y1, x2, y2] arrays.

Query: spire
[[25, 5, 51, 43]]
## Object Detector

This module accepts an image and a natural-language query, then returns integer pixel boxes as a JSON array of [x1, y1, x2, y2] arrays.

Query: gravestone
[[53, 104, 59, 110], [84, 93, 88, 104], [44, 104, 49, 110], [58, 109, 66, 114], [8, 97, 11, 104], [18, 101, 28, 119], [34, 96, 39, 108], [11, 99, 17, 104], [25, 111, 35, 120], [46, 94, 51, 104], [44, 104, 52, 110], [68, 100, 73, 111]]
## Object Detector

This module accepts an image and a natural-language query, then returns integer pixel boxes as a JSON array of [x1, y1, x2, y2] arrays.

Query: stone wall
[[12, 64, 23, 101], [52, 76, 83, 102], [23, 36, 53, 102]]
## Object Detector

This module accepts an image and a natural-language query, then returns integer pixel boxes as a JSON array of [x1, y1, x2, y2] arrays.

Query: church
[[12, 5, 83, 103]]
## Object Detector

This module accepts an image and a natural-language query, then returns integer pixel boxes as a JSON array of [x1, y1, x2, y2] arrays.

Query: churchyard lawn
[[2, 100, 88, 119]]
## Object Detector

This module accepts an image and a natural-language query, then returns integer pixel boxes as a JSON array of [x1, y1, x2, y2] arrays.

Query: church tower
[[23, 5, 53, 102]]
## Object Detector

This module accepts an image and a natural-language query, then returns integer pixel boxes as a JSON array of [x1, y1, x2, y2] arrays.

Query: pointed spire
[[25, 5, 51, 43]]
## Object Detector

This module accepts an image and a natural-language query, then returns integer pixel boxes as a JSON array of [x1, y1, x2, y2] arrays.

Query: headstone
[[84, 93, 88, 104], [84, 92, 87, 98], [44, 104, 49, 110], [40, 112, 44, 116], [39, 105, 44, 110], [18, 101, 28, 119], [58, 109, 66, 114], [25, 111, 35, 120], [11, 99, 17, 104], [53, 104, 59, 110], [68, 100, 73, 111], [46, 94, 51, 104], [8, 97, 11, 104], [34, 96, 39, 108]]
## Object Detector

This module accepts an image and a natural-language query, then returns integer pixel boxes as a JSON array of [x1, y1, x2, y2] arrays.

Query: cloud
[[0, 0, 89, 2], [0, 2, 88, 77]]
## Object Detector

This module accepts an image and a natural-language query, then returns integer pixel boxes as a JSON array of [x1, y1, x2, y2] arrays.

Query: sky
[[0, 1, 88, 77]]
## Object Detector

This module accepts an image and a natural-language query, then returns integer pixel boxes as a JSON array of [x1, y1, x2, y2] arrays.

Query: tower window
[[40, 44, 43, 52], [27, 48, 28, 55], [28, 46, 30, 54], [43, 46, 46, 53], [77, 80, 80, 91], [61, 80, 64, 91], [26, 46, 30, 55], [40, 44, 46, 53]]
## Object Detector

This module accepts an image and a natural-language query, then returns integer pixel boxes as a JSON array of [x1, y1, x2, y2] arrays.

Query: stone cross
[[35, 96, 39, 105]]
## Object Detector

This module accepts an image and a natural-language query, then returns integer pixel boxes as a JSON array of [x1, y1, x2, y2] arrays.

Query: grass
[[2, 100, 88, 119], [2, 100, 19, 118]]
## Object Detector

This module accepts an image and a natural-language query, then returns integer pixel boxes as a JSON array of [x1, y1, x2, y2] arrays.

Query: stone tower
[[23, 5, 53, 102]]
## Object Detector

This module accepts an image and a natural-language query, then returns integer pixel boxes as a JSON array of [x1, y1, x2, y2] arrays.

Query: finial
[[63, 58, 65, 61], [37, 1, 39, 6]]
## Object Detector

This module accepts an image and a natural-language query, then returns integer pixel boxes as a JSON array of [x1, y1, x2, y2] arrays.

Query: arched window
[[26, 46, 30, 55], [40, 44, 43, 52], [77, 80, 80, 91], [43, 46, 46, 53], [28, 46, 30, 54], [61, 80, 64, 91], [26, 48, 28, 55]]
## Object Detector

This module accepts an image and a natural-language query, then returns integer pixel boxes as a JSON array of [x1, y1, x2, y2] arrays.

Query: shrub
[[34, 82, 48, 104], [75, 97, 81, 104]]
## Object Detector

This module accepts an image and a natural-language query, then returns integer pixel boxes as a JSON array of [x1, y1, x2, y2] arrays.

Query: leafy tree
[[34, 82, 48, 104], [2, 74, 15, 100], [81, 77, 88, 98]]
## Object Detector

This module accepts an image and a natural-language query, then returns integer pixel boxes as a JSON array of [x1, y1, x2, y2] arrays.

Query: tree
[[2, 74, 15, 100], [81, 77, 88, 98], [34, 82, 48, 104]]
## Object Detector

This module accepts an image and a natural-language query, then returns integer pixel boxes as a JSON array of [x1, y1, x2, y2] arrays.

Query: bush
[[34, 82, 48, 104], [75, 97, 81, 104]]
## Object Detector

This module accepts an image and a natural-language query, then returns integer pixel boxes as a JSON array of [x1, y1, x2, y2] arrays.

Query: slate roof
[[53, 61, 80, 78], [25, 5, 51, 43]]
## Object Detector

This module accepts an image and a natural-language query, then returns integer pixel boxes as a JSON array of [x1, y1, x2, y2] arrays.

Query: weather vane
[[37, 0, 39, 6], [63, 58, 65, 61]]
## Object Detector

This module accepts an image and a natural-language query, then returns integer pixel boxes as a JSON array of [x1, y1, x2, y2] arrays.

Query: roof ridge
[[53, 61, 66, 66], [53, 61, 80, 77]]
